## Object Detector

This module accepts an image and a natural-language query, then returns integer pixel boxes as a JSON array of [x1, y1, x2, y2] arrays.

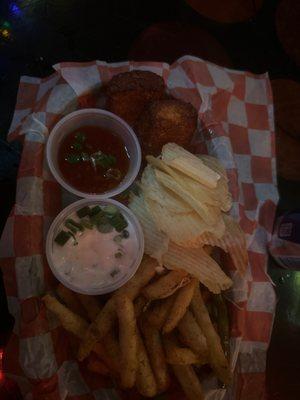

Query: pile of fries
[[43, 256, 231, 399]]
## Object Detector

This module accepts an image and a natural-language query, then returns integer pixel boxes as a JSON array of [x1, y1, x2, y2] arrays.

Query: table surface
[[1, 1, 300, 399]]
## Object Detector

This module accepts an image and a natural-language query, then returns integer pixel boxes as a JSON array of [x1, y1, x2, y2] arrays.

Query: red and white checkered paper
[[0, 56, 278, 400]]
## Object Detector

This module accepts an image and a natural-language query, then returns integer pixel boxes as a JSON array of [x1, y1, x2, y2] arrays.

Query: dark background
[[0, 0, 300, 399]]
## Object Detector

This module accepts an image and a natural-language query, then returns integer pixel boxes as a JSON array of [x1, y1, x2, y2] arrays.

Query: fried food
[[115, 294, 138, 389], [146, 295, 175, 329], [140, 319, 170, 393], [163, 278, 198, 334], [191, 287, 231, 385], [172, 364, 204, 400], [78, 256, 157, 361], [136, 328, 158, 397], [163, 333, 203, 365], [143, 270, 189, 300], [106, 70, 165, 126], [56, 284, 86, 318], [87, 356, 110, 376], [136, 98, 198, 156], [75, 293, 102, 322], [177, 310, 208, 358]]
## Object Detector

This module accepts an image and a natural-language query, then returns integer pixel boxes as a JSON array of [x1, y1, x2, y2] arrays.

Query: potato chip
[[155, 169, 219, 226], [162, 242, 232, 294], [199, 155, 232, 212], [162, 143, 220, 188], [145, 197, 224, 248], [129, 193, 169, 262], [147, 155, 222, 209], [196, 214, 248, 276], [142, 164, 191, 213]]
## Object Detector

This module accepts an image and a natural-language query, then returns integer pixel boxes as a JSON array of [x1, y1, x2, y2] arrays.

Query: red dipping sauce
[[58, 126, 130, 194]]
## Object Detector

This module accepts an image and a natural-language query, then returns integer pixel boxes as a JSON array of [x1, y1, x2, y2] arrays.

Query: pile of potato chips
[[129, 143, 248, 294]]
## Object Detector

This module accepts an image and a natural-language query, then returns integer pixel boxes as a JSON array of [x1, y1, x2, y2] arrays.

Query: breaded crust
[[106, 70, 165, 126], [136, 98, 198, 156]]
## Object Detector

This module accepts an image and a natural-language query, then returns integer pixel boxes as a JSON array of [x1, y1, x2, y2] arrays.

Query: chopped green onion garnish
[[110, 268, 120, 277], [66, 218, 84, 232], [81, 152, 90, 162], [121, 230, 129, 239], [110, 213, 128, 232], [90, 211, 107, 225], [91, 151, 116, 169], [89, 205, 102, 216], [65, 221, 78, 233], [65, 154, 81, 164], [72, 142, 82, 151], [75, 132, 86, 142], [104, 205, 119, 216], [81, 219, 93, 229], [105, 168, 121, 180], [76, 206, 91, 218], [115, 251, 123, 258], [113, 235, 123, 244], [97, 223, 113, 233], [54, 231, 71, 246], [68, 231, 78, 245]]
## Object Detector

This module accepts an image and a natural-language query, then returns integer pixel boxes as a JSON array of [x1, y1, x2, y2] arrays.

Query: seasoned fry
[[143, 270, 189, 300], [78, 256, 157, 361], [163, 333, 203, 365], [146, 296, 175, 329], [191, 287, 231, 385], [76, 293, 102, 322], [56, 284, 86, 318], [163, 278, 197, 333], [177, 311, 208, 358], [115, 294, 138, 389], [102, 331, 120, 375], [172, 364, 204, 400], [118, 256, 158, 300], [136, 328, 157, 397], [78, 298, 116, 361], [213, 294, 230, 358], [134, 296, 150, 318], [43, 294, 89, 337], [140, 319, 170, 393], [87, 357, 110, 376]]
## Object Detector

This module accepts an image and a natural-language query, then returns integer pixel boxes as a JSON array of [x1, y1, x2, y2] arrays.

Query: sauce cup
[[46, 108, 141, 199], [46, 198, 144, 295]]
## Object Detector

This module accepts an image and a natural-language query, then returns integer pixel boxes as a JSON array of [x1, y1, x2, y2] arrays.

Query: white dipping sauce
[[52, 211, 138, 290]]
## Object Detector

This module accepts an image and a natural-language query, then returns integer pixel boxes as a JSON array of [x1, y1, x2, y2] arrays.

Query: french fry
[[43, 294, 88, 337], [56, 284, 86, 318], [191, 287, 231, 385], [143, 270, 189, 300], [102, 331, 120, 375], [87, 356, 110, 376], [177, 311, 208, 359], [76, 293, 102, 322], [43, 294, 116, 370], [163, 278, 198, 334], [146, 296, 175, 329], [136, 328, 157, 397], [134, 296, 150, 318], [172, 364, 204, 400], [78, 256, 157, 361], [118, 255, 158, 299], [115, 294, 138, 389], [140, 319, 170, 393], [163, 333, 203, 365], [78, 298, 116, 361]]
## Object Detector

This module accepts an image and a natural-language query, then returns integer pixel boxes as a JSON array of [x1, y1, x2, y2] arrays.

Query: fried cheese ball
[[136, 98, 198, 156], [106, 70, 165, 126]]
